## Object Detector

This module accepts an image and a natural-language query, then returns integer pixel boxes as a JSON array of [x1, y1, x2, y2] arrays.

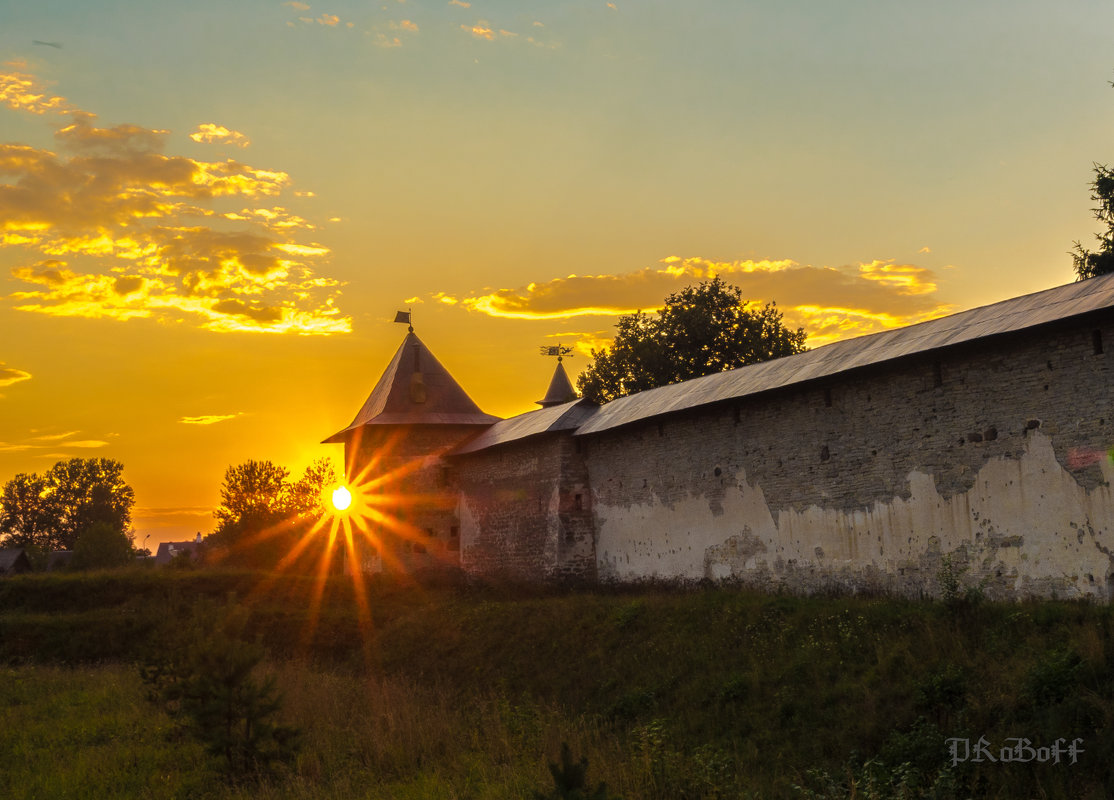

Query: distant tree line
[[0, 457, 137, 569]]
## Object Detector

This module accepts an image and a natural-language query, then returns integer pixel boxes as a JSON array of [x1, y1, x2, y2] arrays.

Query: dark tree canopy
[[1073, 163, 1114, 280], [0, 458, 134, 552], [208, 458, 337, 568], [576, 278, 807, 403]]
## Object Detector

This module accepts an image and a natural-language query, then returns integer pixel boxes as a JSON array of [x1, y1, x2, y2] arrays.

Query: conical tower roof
[[324, 331, 500, 442], [537, 360, 578, 408]]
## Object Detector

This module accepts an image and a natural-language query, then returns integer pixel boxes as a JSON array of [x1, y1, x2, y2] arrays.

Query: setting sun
[[331, 485, 352, 512]]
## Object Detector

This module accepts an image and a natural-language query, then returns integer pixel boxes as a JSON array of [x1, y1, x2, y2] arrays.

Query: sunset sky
[[1, 0, 1112, 546]]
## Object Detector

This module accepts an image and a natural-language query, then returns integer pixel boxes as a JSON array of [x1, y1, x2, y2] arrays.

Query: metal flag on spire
[[394, 309, 413, 332]]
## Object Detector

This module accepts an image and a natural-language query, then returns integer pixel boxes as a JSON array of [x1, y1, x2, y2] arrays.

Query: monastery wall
[[584, 315, 1114, 599], [455, 436, 595, 582]]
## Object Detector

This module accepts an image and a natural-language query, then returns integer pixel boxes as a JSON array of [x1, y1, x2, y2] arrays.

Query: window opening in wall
[[574, 494, 583, 511], [657, 422, 664, 437], [823, 388, 832, 407], [574, 438, 582, 453], [424, 527, 434, 538], [1094, 329, 1104, 355], [933, 360, 943, 387], [820, 445, 830, 462], [450, 525, 459, 538]]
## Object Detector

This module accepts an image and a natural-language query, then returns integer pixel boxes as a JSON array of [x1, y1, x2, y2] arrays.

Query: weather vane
[[394, 308, 413, 332], [539, 344, 574, 362]]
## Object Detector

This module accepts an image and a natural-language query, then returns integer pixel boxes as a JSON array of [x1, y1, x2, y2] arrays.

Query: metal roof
[[537, 361, 578, 407], [324, 331, 501, 442], [575, 274, 1114, 437], [450, 397, 597, 456]]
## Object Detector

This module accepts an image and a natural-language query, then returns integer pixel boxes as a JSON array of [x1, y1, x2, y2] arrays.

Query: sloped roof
[[537, 361, 578, 407], [325, 332, 500, 442], [576, 274, 1114, 437], [451, 397, 597, 456], [0, 548, 31, 574]]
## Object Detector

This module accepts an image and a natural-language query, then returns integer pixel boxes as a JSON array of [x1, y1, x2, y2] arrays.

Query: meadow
[[2, 569, 1113, 799]]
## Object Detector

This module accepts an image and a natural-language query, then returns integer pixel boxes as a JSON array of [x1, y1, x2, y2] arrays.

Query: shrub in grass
[[534, 742, 619, 800], [142, 598, 300, 780]]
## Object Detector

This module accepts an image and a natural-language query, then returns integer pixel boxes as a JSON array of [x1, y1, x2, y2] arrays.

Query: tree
[[576, 277, 807, 403], [0, 458, 135, 552], [1073, 163, 1114, 280], [70, 520, 136, 570], [207, 458, 337, 568]]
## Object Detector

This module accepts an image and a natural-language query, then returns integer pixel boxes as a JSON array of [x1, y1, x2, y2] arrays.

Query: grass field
[[2, 569, 1114, 798]]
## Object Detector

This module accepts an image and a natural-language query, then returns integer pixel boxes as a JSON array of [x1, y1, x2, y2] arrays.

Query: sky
[[1, 0, 1111, 547]]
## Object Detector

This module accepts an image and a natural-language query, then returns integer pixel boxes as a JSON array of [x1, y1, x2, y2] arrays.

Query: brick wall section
[[345, 425, 481, 575], [454, 434, 596, 583], [583, 314, 1114, 598]]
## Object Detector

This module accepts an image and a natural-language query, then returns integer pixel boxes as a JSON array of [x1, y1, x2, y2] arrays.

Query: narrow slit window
[[1094, 330, 1104, 355]]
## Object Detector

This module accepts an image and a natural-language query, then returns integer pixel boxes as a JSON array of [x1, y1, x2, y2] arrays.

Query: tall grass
[[4, 571, 1114, 797]]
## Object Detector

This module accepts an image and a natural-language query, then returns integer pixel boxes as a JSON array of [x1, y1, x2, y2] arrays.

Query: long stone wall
[[584, 315, 1114, 599]]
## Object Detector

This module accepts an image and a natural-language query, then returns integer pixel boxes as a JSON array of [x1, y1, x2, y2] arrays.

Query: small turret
[[537, 345, 577, 408]]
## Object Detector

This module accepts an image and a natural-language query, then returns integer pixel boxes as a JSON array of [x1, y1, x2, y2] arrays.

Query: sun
[[331, 484, 352, 512]]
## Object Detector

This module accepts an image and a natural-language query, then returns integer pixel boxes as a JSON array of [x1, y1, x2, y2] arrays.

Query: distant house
[[0, 548, 32, 576], [155, 534, 203, 566]]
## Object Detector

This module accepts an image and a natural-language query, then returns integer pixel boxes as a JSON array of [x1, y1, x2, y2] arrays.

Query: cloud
[[448, 256, 951, 346], [464, 23, 495, 40], [0, 363, 32, 387], [390, 20, 419, 32], [28, 431, 79, 441], [317, 13, 340, 26], [190, 123, 251, 148], [0, 430, 108, 451], [283, 1, 311, 9], [0, 63, 71, 115], [0, 442, 35, 452], [449, 0, 470, 7], [0, 67, 350, 336], [179, 412, 243, 425]]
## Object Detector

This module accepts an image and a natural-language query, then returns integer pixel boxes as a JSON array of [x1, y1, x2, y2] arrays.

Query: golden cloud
[[0, 64, 71, 115], [284, 1, 311, 9], [317, 13, 340, 26], [0, 67, 350, 336], [465, 23, 495, 40], [190, 123, 251, 148], [449, 0, 471, 7], [450, 256, 951, 347], [0, 363, 32, 387], [179, 413, 243, 425], [0, 430, 108, 451], [390, 20, 419, 32]]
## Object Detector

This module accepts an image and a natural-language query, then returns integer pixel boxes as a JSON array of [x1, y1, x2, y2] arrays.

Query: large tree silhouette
[[577, 277, 807, 403], [0, 458, 134, 552]]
